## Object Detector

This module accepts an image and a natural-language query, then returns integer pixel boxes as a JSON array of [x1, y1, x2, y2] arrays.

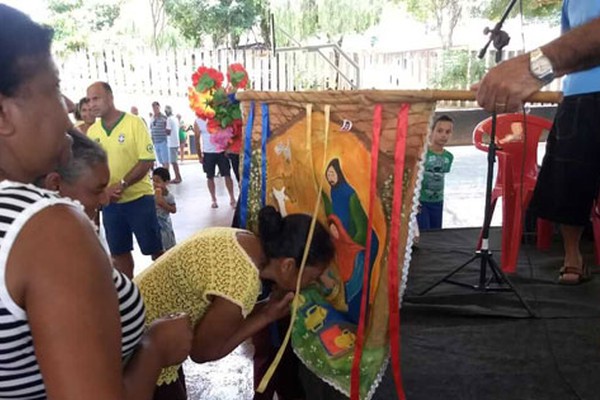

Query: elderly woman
[[0, 6, 191, 400]]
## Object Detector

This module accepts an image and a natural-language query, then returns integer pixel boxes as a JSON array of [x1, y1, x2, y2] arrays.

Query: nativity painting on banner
[[237, 90, 436, 400]]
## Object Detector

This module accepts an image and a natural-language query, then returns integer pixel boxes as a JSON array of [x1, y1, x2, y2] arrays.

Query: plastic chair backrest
[[473, 113, 553, 186]]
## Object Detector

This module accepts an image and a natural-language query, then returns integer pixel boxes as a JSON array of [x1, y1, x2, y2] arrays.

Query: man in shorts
[[193, 117, 236, 208], [87, 81, 163, 277]]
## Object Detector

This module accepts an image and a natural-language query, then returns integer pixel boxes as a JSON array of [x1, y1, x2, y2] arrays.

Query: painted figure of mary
[[322, 158, 379, 323]]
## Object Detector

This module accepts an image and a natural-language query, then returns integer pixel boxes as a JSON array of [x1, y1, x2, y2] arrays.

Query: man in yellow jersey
[[87, 82, 163, 277]]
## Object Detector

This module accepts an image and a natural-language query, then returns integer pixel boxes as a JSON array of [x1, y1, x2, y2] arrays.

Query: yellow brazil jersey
[[134, 227, 261, 386], [88, 113, 155, 203]]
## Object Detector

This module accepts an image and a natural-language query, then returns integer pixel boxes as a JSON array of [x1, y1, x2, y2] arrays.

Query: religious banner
[[235, 90, 441, 399]]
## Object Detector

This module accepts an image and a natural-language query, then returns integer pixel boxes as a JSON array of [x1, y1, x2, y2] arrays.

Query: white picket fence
[[55, 46, 561, 119]]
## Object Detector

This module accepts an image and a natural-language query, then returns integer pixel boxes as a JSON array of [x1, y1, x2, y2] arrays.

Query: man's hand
[[471, 53, 544, 113], [198, 153, 204, 164], [106, 183, 123, 203]]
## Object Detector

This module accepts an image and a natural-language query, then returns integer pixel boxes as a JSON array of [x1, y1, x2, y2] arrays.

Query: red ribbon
[[350, 105, 382, 400], [388, 104, 410, 400]]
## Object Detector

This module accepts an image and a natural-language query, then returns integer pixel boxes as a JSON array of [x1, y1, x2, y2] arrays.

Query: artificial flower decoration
[[227, 63, 249, 90], [192, 66, 223, 92], [188, 63, 250, 144]]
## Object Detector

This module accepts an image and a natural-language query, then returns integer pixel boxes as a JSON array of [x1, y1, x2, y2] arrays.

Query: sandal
[[211, 202, 218, 209], [558, 264, 592, 285]]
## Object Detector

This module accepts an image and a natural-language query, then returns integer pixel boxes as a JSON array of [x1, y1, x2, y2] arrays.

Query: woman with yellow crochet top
[[134, 206, 335, 400]]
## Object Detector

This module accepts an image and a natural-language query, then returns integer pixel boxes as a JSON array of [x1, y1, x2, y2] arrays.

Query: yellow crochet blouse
[[134, 227, 261, 386]]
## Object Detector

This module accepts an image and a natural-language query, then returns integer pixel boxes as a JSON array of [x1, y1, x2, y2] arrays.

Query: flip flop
[[558, 265, 592, 285], [211, 202, 218, 209]]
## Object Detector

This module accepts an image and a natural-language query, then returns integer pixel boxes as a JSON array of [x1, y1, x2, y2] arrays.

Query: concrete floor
[[121, 144, 543, 399]]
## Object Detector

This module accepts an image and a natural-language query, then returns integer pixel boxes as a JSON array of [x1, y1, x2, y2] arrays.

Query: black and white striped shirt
[[0, 181, 146, 399]]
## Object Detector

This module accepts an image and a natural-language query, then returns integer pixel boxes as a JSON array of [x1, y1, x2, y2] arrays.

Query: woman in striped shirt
[[0, 5, 192, 400]]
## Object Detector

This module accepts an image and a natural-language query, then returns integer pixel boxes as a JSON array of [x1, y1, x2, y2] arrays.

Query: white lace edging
[[294, 346, 390, 400], [399, 142, 428, 301]]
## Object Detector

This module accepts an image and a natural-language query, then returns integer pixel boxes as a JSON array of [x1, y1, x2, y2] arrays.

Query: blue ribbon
[[239, 101, 255, 228], [260, 103, 271, 206]]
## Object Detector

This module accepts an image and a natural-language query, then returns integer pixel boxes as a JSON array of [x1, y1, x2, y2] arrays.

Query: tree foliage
[[394, 0, 475, 49], [272, 0, 383, 45], [164, 0, 267, 48], [47, 0, 123, 52], [431, 49, 487, 89], [473, 0, 561, 22]]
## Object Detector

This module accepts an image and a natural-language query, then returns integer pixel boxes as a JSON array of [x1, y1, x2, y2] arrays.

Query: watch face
[[531, 54, 553, 81], [535, 60, 551, 75]]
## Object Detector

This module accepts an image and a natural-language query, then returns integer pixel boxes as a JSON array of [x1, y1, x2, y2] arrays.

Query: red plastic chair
[[473, 113, 553, 273]]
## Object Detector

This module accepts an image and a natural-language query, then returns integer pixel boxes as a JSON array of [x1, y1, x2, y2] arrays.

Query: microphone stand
[[418, 0, 535, 317]]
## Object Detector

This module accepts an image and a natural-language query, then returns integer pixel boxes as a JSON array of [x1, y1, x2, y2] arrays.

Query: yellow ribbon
[[256, 104, 331, 393]]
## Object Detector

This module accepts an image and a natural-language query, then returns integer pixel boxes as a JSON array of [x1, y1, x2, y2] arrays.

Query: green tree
[[473, 0, 561, 22], [273, 0, 383, 88], [273, 0, 382, 45], [164, 0, 268, 48], [149, 0, 167, 53], [431, 49, 487, 89], [394, 0, 475, 49], [47, 0, 123, 53]]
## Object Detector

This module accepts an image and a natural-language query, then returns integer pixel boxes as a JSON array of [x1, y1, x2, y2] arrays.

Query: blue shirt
[[561, 0, 600, 96]]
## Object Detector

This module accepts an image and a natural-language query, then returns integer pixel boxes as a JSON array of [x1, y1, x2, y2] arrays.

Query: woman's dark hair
[[75, 97, 90, 120], [325, 158, 347, 187], [258, 206, 334, 268], [57, 129, 107, 184], [0, 5, 54, 97], [152, 167, 171, 182]]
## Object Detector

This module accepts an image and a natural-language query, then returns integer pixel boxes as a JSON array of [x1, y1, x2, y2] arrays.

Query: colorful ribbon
[[239, 101, 255, 228], [350, 104, 383, 400], [256, 105, 331, 393], [388, 104, 410, 400], [261, 103, 271, 206]]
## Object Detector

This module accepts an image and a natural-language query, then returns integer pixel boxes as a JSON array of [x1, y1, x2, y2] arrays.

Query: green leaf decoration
[[196, 74, 216, 92]]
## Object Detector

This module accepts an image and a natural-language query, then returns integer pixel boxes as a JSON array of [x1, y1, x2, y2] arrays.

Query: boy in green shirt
[[417, 115, 454, 230]]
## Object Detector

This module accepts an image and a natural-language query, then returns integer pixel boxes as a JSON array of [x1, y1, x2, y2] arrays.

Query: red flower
[[207, 118, 221, 134], [192, 66, 224, 92], [227, 63, 249, 89]]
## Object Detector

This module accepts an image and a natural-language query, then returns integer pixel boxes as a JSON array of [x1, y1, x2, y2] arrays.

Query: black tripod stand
[[418, 0, 535, 317]]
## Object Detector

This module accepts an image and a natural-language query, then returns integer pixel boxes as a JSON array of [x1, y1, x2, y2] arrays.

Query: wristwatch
[[120, 179, 129, 189], [529, 48, 555, 85]]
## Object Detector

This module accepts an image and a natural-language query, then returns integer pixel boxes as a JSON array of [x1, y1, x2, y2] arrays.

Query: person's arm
[[543, 16, 600, 78], [155, 191, 177, 213], [106, 160, 154, 203], [12, 205, 193, 400], [190, 292, 293, 363], [122, 313, 192, 399], [473, 16, 600, 113], [106, 116, 157, 201], [9, 206, 125, 400], [122, 161, 154, 188], [194, 122, 203, 163], [62, 94, 76, 114]]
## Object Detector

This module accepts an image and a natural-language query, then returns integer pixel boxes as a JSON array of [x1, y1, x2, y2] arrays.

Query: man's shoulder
[[87, 121, 103, 137]]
